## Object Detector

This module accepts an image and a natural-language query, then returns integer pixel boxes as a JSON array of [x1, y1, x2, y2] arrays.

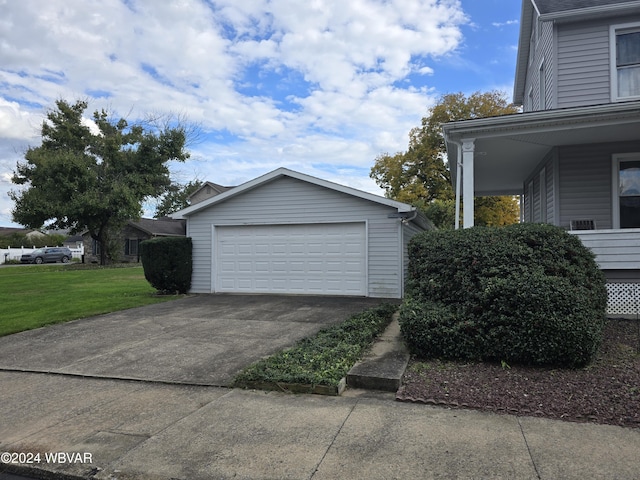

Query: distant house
[[0, 227, 47, 243], [82, 217, 186, 263], [442, 0, 640, 315], [188, 181, 235, 205]]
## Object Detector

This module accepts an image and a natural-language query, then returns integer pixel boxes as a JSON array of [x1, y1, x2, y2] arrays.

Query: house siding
[[558, 141, 640, 230], [572, 229, 640, 270], [524, 16, 554, 112], [524, 150, 555, 223], [557, 21, 611, 107], [186, 176, 409, 298]]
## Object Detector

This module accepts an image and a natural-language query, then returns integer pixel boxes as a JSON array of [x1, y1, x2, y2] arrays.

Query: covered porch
[[443, 101, 640, 228], [442, 101, 640, 316]]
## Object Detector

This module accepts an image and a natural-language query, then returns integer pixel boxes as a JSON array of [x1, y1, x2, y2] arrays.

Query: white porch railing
[[1, 246, 85, 263]]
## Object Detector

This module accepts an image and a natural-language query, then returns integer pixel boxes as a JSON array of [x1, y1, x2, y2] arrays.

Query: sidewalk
[[1, 370, 639, 480]]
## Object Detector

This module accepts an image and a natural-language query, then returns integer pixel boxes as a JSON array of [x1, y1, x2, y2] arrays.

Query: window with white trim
[[611, 23, 640, 101], [612, 153, 640, 228]]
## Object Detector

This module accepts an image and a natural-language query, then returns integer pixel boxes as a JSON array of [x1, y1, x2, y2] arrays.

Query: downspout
[[402, 209, 418, 224]]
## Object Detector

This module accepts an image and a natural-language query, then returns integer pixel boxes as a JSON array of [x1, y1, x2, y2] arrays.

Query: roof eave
[[539, 1, 640, 22], [442, 101, 640, 139], [514, 0, 535, 105]]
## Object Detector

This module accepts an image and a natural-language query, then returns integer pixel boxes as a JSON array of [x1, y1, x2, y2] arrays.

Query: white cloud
[[492, 19, 519, 28], [0, 0, 472, 226], [0, 98, 42, 142]]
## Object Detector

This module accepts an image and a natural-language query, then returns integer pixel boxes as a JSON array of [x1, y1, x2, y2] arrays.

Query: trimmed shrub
[[140, 236, 192, 294], [400, 223, 607, 366]]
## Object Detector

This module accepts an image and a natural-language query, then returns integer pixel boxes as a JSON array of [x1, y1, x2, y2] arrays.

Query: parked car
[[20, 247, 73, 264]]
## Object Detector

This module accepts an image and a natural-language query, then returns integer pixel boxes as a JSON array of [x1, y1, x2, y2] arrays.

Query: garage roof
[[171, 167, 419, 218]]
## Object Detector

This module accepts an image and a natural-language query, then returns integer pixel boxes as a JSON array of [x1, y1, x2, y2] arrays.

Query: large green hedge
[[400, 223, 607, 366], [140, 236, 192, 294]]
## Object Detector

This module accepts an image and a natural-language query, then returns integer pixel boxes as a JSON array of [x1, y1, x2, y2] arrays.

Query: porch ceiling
[[444, 102, 640, 196]]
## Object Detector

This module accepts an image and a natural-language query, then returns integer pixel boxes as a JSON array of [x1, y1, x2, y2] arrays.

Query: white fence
[[1, 245, 85, 263]]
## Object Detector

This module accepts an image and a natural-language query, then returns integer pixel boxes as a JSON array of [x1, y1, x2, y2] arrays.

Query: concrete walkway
[[1, 295, 639, 479], [1, 372, 639, 480]]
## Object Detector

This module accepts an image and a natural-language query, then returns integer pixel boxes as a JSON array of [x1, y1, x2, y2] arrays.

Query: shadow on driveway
[[0, 295, 393, 386]]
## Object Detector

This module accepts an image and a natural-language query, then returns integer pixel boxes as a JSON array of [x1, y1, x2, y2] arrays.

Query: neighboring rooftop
[[129, 217, 186, 237], [188, 181, 235, 205]]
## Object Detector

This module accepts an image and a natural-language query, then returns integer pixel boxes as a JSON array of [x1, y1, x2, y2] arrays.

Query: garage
[[215, 223, 366, 295], [172, 168, 431, 298]]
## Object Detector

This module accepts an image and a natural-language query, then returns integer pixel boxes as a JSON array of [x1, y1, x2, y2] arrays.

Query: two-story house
[[442, 0, 640, 316]]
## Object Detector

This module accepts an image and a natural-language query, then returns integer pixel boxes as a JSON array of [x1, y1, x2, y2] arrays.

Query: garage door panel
[[215, 223, 366, 295]]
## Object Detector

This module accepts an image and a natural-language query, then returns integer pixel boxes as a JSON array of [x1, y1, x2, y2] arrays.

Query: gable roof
[[514, 0, 640, 104], [187, 181, 234, 203], [171, 167, 417, 218]]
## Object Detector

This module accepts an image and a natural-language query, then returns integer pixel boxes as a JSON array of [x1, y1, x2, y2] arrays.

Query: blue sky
[[0, 0, 521, 228]]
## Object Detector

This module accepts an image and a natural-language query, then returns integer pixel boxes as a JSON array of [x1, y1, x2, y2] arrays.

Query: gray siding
[[186, 176, 408, 298], [572, 230, 640, 270], [557, 22, 610, 107], [558, 144, 613, 229], [545, 157, 556, 224], [524, 17, 554, 111], [524, 150, 555, 224], [558, 142, 640, 230]]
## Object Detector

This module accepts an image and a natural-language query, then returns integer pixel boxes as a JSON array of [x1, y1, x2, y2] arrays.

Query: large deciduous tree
[[371, 91, 520, 228], [154, 179, 203, 218], [10, 99, 190, 264]]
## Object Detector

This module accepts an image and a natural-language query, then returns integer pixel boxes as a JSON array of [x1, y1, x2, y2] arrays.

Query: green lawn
[[0, 264, 179, 337]]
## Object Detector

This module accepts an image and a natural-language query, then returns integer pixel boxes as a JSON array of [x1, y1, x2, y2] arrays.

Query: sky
[[0, 0, 522, 228]]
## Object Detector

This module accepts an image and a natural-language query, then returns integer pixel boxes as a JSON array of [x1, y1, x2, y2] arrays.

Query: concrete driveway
[[0, 295, 389, 386]]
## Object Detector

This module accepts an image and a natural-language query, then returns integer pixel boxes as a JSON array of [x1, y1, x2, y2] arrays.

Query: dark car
[[20, 247, 73, 264]]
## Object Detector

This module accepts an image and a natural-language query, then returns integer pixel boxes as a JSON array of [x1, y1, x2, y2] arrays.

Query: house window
[[611, 23, 640, 100], [92, 239, 101, 255], [612, 154, 640, 228], [125, 239, 140, 256]]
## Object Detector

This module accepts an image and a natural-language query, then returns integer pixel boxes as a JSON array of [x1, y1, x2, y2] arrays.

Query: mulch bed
[[396, 318, 640, 429]]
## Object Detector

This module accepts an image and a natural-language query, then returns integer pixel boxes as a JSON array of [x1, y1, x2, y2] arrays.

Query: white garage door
[[215, 223, 366, 295]]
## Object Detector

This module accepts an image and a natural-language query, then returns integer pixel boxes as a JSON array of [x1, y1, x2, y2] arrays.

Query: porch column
[[462, 138, 475, 228]]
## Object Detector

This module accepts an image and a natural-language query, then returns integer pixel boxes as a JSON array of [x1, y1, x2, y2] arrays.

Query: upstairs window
[[612, 24, 640, 100]]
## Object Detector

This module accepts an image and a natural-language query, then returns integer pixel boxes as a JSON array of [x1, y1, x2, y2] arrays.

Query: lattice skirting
[[606, 283, 640, 317]]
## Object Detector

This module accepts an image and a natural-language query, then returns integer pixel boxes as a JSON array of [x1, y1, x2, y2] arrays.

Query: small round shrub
[[400, 223, 607, 366], [140, 236, 192, 294]]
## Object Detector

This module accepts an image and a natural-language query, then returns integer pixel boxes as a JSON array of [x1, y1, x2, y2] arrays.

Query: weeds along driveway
[[0, 294, 389, 386]]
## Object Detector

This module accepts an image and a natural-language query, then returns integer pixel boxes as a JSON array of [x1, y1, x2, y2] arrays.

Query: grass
[[0, 264, 179, 337], [233, 303, 398, 388]]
